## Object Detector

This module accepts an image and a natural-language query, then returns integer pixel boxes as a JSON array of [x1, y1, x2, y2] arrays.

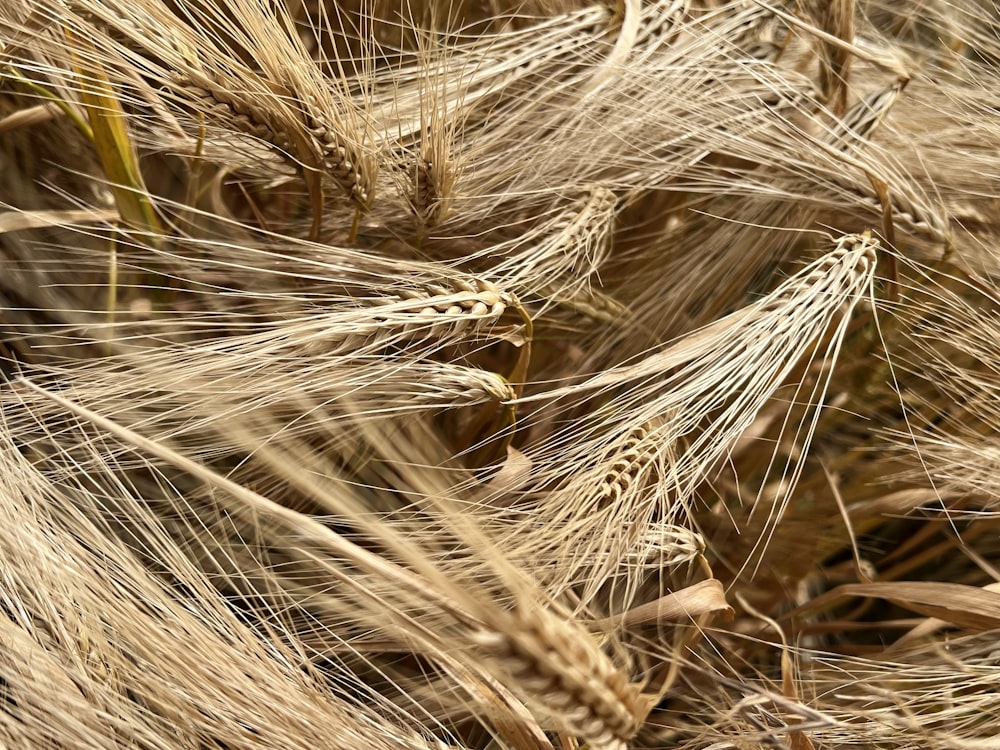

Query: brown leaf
[[809, 582, 1000, 631], [603, 579, 732, 628]]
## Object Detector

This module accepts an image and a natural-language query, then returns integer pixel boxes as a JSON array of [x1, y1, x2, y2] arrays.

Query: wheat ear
[[85, 0, 375, 211], [817, 77, 953, 248], [228, 276, 515, 355], [176, 79, 372, 215], [472, 604, 647, 750], [387, 37, 461, 231], [385, 277, 514, 339], [824, 76, 908, 151], [833, 175, 953, 249], [537, 185, 621, 321], [545, 285, 633, 326], [491, 185, 618, 318], [174, 70, 295, 153], [499, 234, 880, 597], [400, 133, 456, 230], [297, 89, 373, 209]]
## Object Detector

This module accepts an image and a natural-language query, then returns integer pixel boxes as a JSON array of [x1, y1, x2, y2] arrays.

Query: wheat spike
[[543, 284, 633, 326], [489, 185, 618, 317], [298, 90, 374, 209], [472, 604, 646, 750], [73, 0, 374, 211], [382, 277, 514, 341], [495, 233, 879, 594], [396, 137, 455, 229], [174, 70, 294, 151], [834, 175, 953, 249], [824, 76, 909, 151], [385, 35, 462, 232]]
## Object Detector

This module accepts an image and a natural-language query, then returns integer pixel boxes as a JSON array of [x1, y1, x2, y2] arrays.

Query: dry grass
[[3, 0, 1000, 748]]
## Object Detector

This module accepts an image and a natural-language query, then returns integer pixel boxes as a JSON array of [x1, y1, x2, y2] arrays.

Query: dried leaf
[[604, 579, 732, 628], [808, 582, 1000, 631]]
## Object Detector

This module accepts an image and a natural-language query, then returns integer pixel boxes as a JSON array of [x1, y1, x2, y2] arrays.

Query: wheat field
[[2, 1, 1000, 748]]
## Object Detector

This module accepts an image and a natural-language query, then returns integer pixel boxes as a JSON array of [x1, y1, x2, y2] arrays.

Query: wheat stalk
[[809, 0, 856, 113]]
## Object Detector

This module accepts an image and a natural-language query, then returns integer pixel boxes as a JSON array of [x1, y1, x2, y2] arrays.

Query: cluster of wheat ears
[[2, 0, 1000, 748]]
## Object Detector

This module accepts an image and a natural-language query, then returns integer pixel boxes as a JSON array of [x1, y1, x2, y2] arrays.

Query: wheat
[[472, 604, 646, 750], [398, 138, 455, 229], [235, 275, 515, 354], [756, 231, 878, 311], [593, 427, 657, 506], [299, 91, 373, 209], [507, 233, 877, 588], [383, 35, 462, 232], [384, 277, 514, 340], [485, 185, 618, 319], [544, 284, 633, 326], [173, 70, 295, 152], [66, 0, 374, 212], [824, 77, 908, 150], [833, 174, 954, 249]]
